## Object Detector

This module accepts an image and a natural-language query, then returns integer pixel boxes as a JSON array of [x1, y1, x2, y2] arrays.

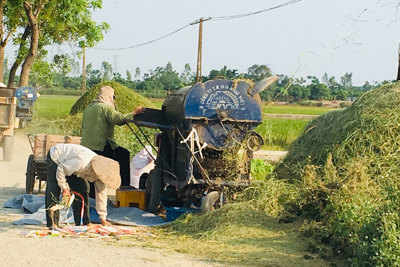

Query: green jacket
[[81, 102, 133, 151]]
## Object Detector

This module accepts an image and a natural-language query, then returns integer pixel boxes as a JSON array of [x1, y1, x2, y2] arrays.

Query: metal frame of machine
[[133, 77, 277, 213]]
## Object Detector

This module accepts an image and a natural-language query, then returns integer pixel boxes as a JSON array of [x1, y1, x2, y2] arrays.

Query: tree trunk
[[0, 0, 6, 83], [18, 1, 48, 87], [8, 26, 30, 88], [81, 46, 86, 91], [0, 45, 5, 83]]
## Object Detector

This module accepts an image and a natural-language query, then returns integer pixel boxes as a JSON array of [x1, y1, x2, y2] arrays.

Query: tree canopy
[[2, 0, 108, 87]]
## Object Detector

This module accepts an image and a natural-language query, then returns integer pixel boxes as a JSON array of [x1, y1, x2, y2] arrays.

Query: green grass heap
[[61, 81, 157, 156], [70, 81, 154, 115], [276, 82, 400, 265]]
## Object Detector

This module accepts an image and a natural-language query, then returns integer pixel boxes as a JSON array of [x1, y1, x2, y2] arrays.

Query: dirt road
[[0, 133, 219, 267]]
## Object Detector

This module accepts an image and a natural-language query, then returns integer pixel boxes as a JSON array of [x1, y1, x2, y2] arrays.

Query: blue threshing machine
[[133, 77, 277, 213]]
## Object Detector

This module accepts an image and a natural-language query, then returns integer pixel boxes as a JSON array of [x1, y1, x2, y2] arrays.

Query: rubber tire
[[26, 154, 36, 194], [201, 191, 220, 213], [3, 135, 14, 161], [146, 169, 162, 213]]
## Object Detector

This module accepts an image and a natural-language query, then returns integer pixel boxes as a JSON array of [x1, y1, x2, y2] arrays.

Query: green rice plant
[[255, 118, 309, 149], [33, 95, 79, 120], [263, 104, 335, 115], [22, 95, 79, 134]]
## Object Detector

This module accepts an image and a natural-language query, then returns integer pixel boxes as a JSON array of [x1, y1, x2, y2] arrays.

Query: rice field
[[263, 104, 335, 115], [33, 95, 79, 120], [255, 118, 310, 150], [27, 95, 335, 150]]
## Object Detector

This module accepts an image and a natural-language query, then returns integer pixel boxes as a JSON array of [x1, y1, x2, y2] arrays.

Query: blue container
[[164, 207, 200, 222]]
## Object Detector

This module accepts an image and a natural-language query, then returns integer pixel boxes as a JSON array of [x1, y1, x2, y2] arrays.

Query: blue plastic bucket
[[164, 207, 200, 222]]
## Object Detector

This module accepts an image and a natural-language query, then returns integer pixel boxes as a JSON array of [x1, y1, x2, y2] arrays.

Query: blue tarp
[[4, 194, 166, 226]]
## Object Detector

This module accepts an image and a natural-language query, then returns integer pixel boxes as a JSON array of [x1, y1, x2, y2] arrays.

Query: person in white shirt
[[45, 143, 121, 228]]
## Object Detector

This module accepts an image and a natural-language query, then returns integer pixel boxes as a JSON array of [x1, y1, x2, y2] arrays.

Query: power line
[[212, 0, 303, 21], [94, 23, 191, 51], [93, 0, 304, 51]]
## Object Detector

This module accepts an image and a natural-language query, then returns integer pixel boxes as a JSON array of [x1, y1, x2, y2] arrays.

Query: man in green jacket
[[81, 85, 143, 192]]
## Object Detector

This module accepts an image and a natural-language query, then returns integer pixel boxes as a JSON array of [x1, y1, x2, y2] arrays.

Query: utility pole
[[113, 54, 119, 74], [397, 42, 400, 81], [191, 17, 211, 83], [81, 46, 86, 91]]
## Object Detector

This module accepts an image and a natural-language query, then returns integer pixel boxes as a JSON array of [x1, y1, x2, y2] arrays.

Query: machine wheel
[[146, 169, 162, 213], [3, 135, 14, 161], [26, 154, 36, 194], [246, 131, 264, 152], [201, 191, 220, 213]]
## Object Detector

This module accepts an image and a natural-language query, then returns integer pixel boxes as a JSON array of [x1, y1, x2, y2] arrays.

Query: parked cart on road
[[0, 86, 18, 161], [26, 133, 81, 194]]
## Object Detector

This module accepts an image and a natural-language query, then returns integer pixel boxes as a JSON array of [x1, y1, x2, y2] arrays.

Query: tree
[[207, 65, 240, 81], [180, 63, 193, 85], [245, 64, 272, 82], [152, 62, 181, 90], [309, 83, 330, 100], [340, 72, 353, 90], [19, 0, 49, 87], [29, 56, 53, 88], [0, 0, 23, 83], [7, 0, 108, 87], [86, 63, 101, 88], [126, 70, 132, 81], [137, 79, 163, 91], [8, 25, 30, 87], [134, 67, 141, 80], [101, 61, 112, 81]]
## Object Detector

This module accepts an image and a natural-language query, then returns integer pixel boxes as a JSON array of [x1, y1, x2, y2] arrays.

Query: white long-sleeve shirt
[[49, 143, 108, 220]]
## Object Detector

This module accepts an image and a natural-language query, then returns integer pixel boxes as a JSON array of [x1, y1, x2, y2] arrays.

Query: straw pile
[[275, 83, 400, 265], [60, 81, 157, 156], [70, 81, 154, 115]]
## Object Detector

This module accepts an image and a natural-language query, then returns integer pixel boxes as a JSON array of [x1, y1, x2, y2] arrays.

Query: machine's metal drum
[[184, 79, 262, 123]]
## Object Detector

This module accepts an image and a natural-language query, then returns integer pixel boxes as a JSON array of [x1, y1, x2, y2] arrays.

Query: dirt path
[[253, 150, 287, 162], [0, 133, 220, 267]]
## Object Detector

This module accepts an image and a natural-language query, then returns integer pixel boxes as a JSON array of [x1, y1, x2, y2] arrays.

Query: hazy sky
[[63, 0, 400, 85]]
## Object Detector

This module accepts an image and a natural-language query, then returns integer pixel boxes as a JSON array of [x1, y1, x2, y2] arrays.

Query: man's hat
[[91, 155, 121, 189]]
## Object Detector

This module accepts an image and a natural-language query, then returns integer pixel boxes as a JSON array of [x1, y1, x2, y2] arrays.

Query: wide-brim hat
[[91, 155, 121, 189]]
